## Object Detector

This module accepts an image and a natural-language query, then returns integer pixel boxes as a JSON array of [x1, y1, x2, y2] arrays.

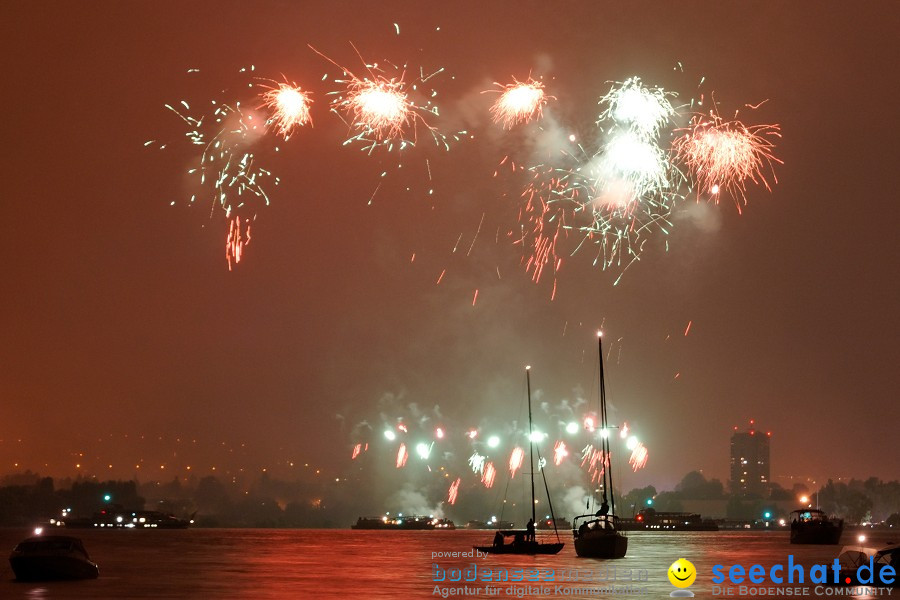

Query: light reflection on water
[[0, 528, 895, 598]]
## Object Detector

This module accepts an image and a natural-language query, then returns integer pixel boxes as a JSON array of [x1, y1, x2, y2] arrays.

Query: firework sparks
[[513, 76, 683, 288], [594, 130, 670, 203], [599, 77, 676, 139], [629, 442, 649, 471], [396, 443, 408, 468], [488, 77, 550, 128], [580, 444, 607, 483], [508, 447, 525, 478], [310, 43, 463, 156], [482, 461, 496, 488], [158, 68, 283, 269], [225, 216, 250, 271], [260, 81, 313, 139], [448, 477, 461, 505], [672, 110, 781, 206], [468, 452, 486, 475], [415, 442, 432, 460], [164, 94, 271, 218], [345, 78, 411, 140], [553, 440, 568, 466], [351, 443, 362, 460]]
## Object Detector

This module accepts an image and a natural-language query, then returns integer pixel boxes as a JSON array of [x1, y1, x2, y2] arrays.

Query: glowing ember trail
[[260, 82, 312, 139], [553, 440, 568, 466], [489, 77, 549, 128], [396, 443, 408, 468], [448, 477, 461, 505], [225, 216, 250, 271], [629, 442, 649, 471], [508, 446, 525, 478], [673, 110, 781, 207], [482, 461, 497, 488], [581, 444, 607, 483], [351, 443, 362, 460]]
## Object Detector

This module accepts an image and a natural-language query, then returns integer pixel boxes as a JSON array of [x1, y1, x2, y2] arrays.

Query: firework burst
[[599, 77, 676, 139], [488, 77, 550, 128], [344, 77, 411, 140], [313, 44, 462, 155], [156, 67, 282, 270], [514, 77, 683, 289], [673, 110, 781, 207], [260, 81, 313, 139]]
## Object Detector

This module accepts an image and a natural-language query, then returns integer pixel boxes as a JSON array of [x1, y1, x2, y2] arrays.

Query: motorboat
[[790, 509, 843, 544], [9, 535, 99, 581]]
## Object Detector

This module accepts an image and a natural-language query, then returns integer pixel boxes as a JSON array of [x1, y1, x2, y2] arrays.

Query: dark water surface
[[1, 528, 896, 599]]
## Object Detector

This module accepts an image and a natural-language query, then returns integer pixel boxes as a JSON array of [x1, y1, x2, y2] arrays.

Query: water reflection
[[0, 528, 894, 598]]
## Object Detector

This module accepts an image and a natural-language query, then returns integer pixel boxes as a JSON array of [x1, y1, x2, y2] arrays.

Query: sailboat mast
[[526, 366, 536, 528], [598, 333, 616, 517]]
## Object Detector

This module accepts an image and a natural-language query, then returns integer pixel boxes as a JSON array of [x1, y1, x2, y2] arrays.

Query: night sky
[[2, 1, 898, 507]]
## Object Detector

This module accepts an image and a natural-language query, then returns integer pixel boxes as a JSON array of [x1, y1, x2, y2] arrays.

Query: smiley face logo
[[668, 558, 696, 588]]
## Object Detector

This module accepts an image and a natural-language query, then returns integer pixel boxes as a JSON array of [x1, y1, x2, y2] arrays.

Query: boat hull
[[473, 542, 564, 555], [573, 532, 628, 559], [10, 556, 99, 581], [790, 524, 842, 544]]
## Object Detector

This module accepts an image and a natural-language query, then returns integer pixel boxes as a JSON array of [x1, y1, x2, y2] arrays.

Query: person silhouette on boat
[[526, 518, 536, 542], [493, 530, 504, 547], [513, 532, 525, 547]]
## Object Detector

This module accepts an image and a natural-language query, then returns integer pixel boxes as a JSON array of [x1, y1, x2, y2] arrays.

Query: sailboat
[[571, 332, 628, 559], [474, 366, 564, 555]]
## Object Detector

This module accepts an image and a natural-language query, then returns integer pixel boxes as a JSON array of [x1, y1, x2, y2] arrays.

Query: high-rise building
[[729, 422, 770, 497]]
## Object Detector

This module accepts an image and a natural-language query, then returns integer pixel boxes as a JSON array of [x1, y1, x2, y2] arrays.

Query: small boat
[[834, 543, 899, 587], [476, 530, 564, 555], [473, 367, 564, 556], [9, 535, 99, 581], [790, 509, 843, 544], [572, 333, 628, 559]]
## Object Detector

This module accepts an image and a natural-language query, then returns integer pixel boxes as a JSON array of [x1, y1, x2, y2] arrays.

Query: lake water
[[0, 528, 896, 599]]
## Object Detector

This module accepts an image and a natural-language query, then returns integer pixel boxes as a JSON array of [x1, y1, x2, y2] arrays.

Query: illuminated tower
[[729, 421, 770, 497]]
